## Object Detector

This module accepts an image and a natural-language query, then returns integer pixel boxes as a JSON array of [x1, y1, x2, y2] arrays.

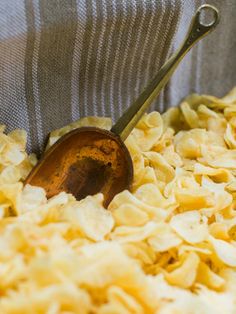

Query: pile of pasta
[[1, 88, 236, 313]]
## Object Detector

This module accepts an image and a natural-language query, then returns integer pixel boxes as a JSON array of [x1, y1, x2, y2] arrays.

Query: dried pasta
[[0, 88, 236, 313]]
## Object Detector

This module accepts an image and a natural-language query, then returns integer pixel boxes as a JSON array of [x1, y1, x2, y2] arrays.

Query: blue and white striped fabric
[[0, 0, 235, 153]]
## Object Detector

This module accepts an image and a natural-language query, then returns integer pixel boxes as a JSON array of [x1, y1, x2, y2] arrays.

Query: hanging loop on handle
[[185, 4, 220, 48]]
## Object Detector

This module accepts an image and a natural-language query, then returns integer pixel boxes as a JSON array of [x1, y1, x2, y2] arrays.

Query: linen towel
[[0, 0, 235, 153]]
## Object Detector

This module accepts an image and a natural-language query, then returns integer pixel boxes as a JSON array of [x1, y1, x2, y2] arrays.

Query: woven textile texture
[[0, 0, 235, 153]]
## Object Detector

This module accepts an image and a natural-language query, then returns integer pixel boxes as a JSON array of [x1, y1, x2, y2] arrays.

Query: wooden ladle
[[25, 5, 219, 207]]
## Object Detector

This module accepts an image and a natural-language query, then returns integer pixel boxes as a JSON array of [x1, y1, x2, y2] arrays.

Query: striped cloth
[[0, 0, 235, 153]]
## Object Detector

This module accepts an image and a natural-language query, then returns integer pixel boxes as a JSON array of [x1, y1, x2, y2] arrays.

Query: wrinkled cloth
[[0, 0, 235, 153]]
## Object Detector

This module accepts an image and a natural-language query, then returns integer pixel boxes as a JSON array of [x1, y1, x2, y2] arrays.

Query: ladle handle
[[111, 4, 220, 141]]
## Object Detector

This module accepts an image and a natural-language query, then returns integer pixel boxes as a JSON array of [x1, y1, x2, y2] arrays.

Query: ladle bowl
[[26, 127, 133, 207]]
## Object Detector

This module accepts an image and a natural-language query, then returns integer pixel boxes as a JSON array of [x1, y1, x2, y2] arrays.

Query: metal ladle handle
[[111, 4, 220, 141]]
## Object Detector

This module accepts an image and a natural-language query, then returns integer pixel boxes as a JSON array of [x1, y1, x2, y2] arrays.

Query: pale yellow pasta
[[164, 251, 200, 288], [2, 87, 236, 313]]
